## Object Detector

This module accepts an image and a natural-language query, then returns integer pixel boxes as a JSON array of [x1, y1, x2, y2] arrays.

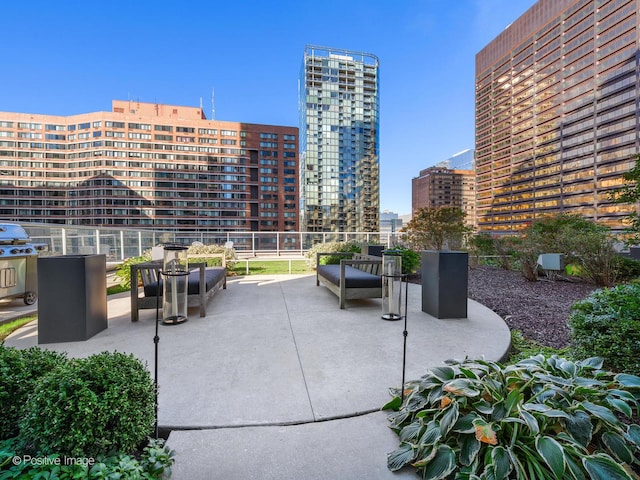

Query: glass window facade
[[475, 0, 639, 233], [299, 45, 380, 232]]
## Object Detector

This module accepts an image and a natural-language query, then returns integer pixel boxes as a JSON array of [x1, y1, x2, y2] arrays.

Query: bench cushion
[[318, 264, 382, 289], [143, 267, 226, 297]]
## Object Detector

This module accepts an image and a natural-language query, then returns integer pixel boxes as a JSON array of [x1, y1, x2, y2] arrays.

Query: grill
[[0, 223, 46, 305]]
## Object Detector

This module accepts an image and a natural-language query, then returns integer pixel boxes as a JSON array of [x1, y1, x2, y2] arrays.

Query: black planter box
[[37, 254, 107, 344], [421, 250, 468, 319]]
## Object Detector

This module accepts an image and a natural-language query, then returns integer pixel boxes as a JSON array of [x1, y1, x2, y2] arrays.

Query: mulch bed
[[409, 266, 599, 349]]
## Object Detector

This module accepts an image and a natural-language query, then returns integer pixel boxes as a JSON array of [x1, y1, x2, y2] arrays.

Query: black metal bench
[[316, 252, 383, 309], [130, 254, 227, 322]]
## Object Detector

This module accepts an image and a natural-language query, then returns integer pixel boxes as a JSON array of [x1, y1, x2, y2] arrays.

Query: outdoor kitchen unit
[[0, 223, 45, 305]]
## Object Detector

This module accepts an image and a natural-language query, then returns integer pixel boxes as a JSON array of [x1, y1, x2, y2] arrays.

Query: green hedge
[[570, 282, 640, 375], [0, 346, 67, 439], [17, 351, 155, 457]]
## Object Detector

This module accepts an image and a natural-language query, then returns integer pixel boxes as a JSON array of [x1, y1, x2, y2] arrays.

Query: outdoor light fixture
[[382, 251, 403, 321], [161, 244, 189, 325], [382, 250, 410, 405]]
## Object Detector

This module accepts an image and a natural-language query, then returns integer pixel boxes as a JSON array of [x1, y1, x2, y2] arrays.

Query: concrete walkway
[[4, 273, 511, 479]]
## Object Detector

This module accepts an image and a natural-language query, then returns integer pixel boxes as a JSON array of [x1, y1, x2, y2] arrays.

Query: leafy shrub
[[115, 254, 151, 289], [508, 330, 571, 364], [570, 283, 640, 375], [614, 255, 640, 281], [517, 214, 618, 286], [0, 437, 174, 479], [383, 355, 640, 479], [187, 243, 237, 270], [391, 246, 421, 275], [19, 351, 155, 457], [0, 345, 67, 439], [305, 241, 362, 269]]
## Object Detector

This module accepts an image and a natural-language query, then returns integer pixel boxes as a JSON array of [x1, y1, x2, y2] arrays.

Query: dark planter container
[[37, 254, 107, 344], [421, 250, 468, 319]]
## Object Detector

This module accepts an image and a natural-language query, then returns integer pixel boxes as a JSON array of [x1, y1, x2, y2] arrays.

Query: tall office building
[[476, 0, 639, 234], [0, 100, 298, 235], [299, 45, 380, 232]]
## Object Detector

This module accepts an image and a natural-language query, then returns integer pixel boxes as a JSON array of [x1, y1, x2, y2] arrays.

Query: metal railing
[[20, 222, 405, 262]]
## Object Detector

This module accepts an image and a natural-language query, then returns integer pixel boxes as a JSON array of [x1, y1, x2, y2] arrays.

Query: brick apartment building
[[0, 100, 298, 233]]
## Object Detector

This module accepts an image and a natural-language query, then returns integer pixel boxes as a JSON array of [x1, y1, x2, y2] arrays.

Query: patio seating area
[[4, 273, 511, 479]]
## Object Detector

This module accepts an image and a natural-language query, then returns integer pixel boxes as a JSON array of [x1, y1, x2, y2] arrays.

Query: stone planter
[[421, 250, 468, 319]]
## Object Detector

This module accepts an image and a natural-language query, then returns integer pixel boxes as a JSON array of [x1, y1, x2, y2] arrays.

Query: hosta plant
[[383, 355, 640, 480]]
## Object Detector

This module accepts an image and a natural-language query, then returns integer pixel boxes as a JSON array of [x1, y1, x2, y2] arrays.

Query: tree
[[610, 154, 640, 244], [401, 206, 468, 251]]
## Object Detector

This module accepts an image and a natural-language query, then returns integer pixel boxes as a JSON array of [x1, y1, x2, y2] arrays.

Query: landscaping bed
[[410, 266, 598, 349]]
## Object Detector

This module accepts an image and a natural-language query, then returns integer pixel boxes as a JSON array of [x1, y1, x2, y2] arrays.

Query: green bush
[[0, 345, 67, 439], [115, 254, 151, 289], [19, 351, 155, 457], [0, 437, 174, 479], [570, 283, 640, 375], [304, 241, 362, 269], [614, 255, 640, 281], [393, 246, 421, 275], [383, 355, 640, 479]]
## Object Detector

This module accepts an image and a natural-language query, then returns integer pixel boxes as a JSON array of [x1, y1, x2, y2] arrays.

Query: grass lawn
[[231, 260, 312, 275], [0, 315, 36, 341]]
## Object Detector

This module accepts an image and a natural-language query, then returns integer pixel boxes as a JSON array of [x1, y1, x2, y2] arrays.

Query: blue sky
[[2, 0, 536, 215]]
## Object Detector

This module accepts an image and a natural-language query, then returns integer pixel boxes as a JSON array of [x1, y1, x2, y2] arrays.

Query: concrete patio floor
[[5, 273, 511, 479]]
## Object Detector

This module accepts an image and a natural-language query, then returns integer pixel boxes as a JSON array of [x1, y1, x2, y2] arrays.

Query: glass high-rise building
[[299, 45, 380, 232], [475, 0, 639, 234]]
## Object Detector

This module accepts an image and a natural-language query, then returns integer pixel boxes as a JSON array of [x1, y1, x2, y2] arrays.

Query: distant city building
[[380, 210, 403, 233], [435, 149, 475, 170], [0, 100, 299, 238], [412, 166, 476, 229], [299, 45, 380, 232], [476, 0, 639, 234]]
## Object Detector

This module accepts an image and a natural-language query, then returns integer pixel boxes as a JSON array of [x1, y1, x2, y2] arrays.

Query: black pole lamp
[[382, 250, 410, 405], [153, 243, 189, 439]]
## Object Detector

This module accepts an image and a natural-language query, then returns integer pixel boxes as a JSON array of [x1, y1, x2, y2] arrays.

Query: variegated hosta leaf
[[518, 409, 540, 436], [411, 445, 436, 468], [536, 436, 566, 479], [460, 433, 481, 467], [439, 401, 459, 436], [581, 401, 620, 426], [452, 412, 479, 434], [564, 411, 592, 448], [490, 445, 513, 479], [399, 420, 424, 443], [473, 399, 494, 415], [472, 418, 498, 445], [522, 402, 551, 413], [578, 356, 604, 371], [614, 373, 640, 388], [430, 366, 456, 382], [387, 443, 416, 472], [419, 420, 442, 447], [443, 378, 481, 397], [605, 396, 633, 419], [417, 444, 456, 480], [558, 359, 577, 376], [582, 453, 635, 480], [625, 424, 640, 448], [601, 431, 634, 465], [565, 453, 587, 480]]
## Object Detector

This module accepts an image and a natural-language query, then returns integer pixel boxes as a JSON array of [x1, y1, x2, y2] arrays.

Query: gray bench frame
[[130, 253, 227, 322], [316, 252, 383, 309]]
